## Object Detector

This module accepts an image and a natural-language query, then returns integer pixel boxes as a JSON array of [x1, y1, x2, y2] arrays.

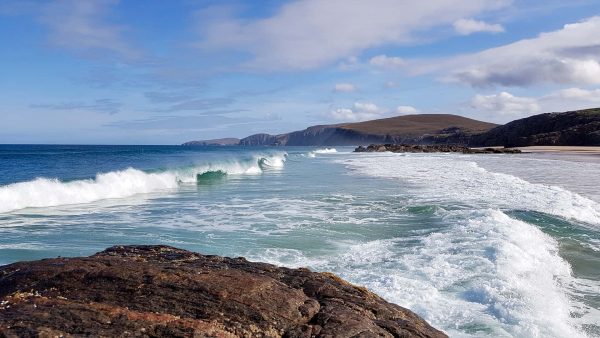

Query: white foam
[[247, 209, 589, 338], [307, 148, 338, 158], [258, 153, 287, 169], [355, 210, 586, 337], [314, 148, 337, 154], [341, 153, 600, 226], [0, 153, 287, 213]]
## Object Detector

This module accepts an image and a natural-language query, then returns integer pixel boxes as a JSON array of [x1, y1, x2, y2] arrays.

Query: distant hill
[[339, 114, 496, 136], [184, 114, 498, 146], [183, 109, 600, 147], [182, 138, 240, 146], [470, 108, 600, 147]]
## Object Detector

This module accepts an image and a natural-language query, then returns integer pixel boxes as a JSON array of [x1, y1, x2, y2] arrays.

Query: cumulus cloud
[[329, 102, 418, 122], [453, 18, 504, 35], [334, 83, 357, 92], [470, 87, 600, 118], [197, 0, 509, 70], [396, 105, 419, 114], [445, 16, 600, 87], [330, 102, 388, 122], [369, 55, 406, 69], [544, 87, 600, 103], [470, 92, 540, 116]]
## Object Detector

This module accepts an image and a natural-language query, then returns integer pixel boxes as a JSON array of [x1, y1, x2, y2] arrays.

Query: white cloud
[[470, 87, 600, 118], [330, 102, 388, 122], [544, 87, 600, 103], [369, 55, 406, 69], [453, 18, 504, 35], [334, 83, 357, 92], [396, 105, 419, 114], [40, 0, 140, 59], [198, 0, 509, 70], [444, 16, 600, 87], [470, 92, 540, 116]]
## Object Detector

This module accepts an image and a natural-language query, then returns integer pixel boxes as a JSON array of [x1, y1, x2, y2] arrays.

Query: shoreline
[[514, 146, 600, 155]]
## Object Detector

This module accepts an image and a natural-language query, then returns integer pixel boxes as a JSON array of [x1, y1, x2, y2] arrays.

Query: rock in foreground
[[0, 245, 446, 338], [355, 144, 521, 154]]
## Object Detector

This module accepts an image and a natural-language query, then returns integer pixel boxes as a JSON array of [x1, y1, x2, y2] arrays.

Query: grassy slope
[[338, 114, 498, 136]]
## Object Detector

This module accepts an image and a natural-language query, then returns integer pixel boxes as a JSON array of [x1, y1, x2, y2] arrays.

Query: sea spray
[[306, 148, 338, 157]]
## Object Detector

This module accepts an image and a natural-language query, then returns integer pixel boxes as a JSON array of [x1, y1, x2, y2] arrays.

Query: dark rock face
[[0, 245, 446, 338], [470, 108, 600, 147], [239, 133, 280, 146], [355, 144, 521, 154]]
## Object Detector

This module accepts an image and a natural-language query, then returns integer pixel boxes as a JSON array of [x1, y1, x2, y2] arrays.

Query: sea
[[0, 144, 598, 337]]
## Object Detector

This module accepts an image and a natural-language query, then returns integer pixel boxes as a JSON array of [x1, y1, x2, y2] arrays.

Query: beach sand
[[516, 146, 600, 154]]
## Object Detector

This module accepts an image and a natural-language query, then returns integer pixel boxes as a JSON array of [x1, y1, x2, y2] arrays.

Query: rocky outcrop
[[239, 133, 280, 146], [470, 108, 600, 147], [355, 144, 521, 154], [0, 245, 446, 338]]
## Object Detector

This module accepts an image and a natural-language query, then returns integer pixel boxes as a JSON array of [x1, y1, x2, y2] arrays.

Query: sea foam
[[306, 148, 338, 158], [333, 153, 599, 337], [339, 210, 586, 338], [341, 153, 600, 226]]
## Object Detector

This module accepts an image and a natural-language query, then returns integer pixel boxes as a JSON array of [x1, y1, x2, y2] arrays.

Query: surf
[[341, 153, 600, 226], [306, 148, 338, 158], [0, 153, 287, 213]]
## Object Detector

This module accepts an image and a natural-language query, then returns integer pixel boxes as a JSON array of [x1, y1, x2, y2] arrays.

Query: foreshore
[[515, 146, 600, 154]]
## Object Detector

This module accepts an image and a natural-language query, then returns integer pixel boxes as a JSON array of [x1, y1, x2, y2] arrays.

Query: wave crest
[[0, 153, 287, 213], [307, 148, 337, 157]]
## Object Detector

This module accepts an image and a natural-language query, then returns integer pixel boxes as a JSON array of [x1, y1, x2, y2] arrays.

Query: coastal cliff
[[470, 108, 600, 147], [0, 245, 446, 338]]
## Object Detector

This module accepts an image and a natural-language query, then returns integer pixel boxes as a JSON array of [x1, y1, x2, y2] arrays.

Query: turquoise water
[[0, 145, 599, 337]]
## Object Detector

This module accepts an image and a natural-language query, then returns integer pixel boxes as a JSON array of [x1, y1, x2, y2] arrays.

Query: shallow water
[[0, 145, 598, 337]]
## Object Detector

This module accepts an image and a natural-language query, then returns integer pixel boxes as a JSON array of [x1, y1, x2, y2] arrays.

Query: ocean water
[[0, 144, 599, 337]]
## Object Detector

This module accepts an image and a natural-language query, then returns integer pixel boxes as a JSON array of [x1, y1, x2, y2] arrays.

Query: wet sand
[[516, 146, 600, 154]]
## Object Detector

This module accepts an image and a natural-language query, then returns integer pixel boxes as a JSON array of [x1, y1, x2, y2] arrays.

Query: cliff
[[470, 108, 600, 147], [0, 245, 446, 338]]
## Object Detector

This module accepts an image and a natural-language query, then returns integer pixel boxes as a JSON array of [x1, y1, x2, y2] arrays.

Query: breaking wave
[[307, 148, 338, 157], [0, 153, 287, 213]]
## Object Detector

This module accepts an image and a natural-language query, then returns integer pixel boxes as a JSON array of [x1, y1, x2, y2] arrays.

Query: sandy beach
[[516, 146, 600, 154]]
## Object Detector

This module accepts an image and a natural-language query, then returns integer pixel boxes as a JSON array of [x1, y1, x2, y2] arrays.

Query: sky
[[1, 0, 600, 144]]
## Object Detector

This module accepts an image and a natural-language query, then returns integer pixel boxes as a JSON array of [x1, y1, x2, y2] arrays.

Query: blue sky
[[1, 0, 600, 144]]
